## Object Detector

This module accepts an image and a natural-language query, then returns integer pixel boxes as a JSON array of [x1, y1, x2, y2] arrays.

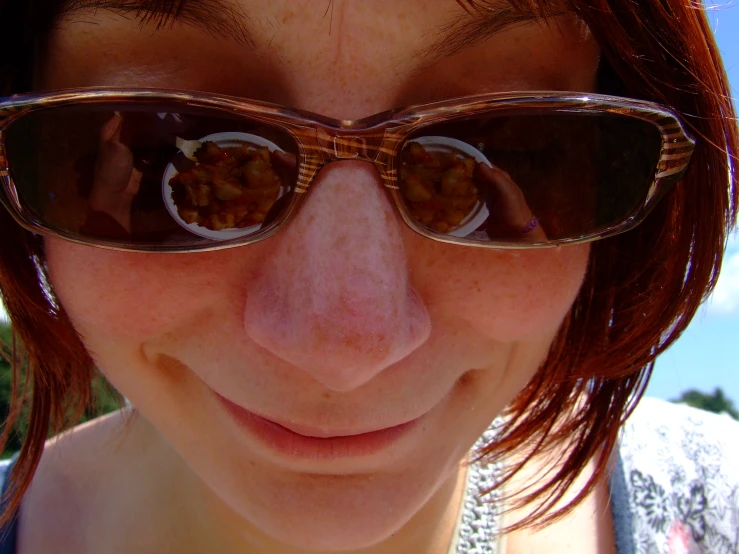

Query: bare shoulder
[[34, 407, 135, 488], [16, 409, 135, 553]]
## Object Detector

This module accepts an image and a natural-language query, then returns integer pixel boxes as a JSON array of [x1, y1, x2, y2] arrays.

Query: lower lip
[[216, 395, 418, 460]]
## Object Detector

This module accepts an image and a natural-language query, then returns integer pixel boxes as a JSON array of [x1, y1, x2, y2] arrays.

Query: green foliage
[[0, 321, 23, 456], [671, 387, 739, 420], [0, 321, 122, 458]]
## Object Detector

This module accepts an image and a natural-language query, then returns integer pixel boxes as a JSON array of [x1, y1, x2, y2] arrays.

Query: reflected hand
[[89, 114, 142, 232], [475, 163, 548, 242]]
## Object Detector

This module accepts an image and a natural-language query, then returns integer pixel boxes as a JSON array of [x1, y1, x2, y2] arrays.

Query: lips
[[214, 393, 420, 460]]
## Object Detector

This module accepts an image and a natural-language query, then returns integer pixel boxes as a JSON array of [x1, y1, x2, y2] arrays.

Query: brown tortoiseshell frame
[[0, 88, 695, 253]]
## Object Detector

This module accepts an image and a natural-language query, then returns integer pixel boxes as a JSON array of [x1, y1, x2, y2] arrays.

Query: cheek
[[412, 243, 589, 341], [42, 238, 256, 343]]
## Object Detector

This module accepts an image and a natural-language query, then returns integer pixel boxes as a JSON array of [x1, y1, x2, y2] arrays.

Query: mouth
[[214, 393, 422, 460]]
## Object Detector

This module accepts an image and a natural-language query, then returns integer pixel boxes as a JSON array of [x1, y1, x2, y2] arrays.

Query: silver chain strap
[[455, 425, 504, 554]]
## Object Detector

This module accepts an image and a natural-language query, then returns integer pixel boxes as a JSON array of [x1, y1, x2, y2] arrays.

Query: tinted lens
[[5, 103, 299, 247], [399, 111, 663, 243]]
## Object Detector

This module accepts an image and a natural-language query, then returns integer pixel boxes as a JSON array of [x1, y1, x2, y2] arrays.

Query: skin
[[18, 1, 609, 553]]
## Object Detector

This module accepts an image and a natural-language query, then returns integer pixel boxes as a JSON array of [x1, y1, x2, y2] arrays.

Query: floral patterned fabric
[[616, 397, 739, 554]]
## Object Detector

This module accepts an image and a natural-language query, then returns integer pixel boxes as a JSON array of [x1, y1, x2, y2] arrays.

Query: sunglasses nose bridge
[[314, 127, 391, 166], [305, 127, 400, 195]]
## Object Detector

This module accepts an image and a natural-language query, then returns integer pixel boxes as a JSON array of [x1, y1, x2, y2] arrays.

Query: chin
[[223, 467, 445, 552], [263, 517, 404, 552]]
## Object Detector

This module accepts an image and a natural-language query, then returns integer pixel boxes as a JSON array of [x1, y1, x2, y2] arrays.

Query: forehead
[[54, 0, 565, 38], [45, 0, 598, 118]]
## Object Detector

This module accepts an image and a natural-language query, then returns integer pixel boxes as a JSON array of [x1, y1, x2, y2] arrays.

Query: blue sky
[[1, 6, 738, 403], [645, 2, 739, 402]]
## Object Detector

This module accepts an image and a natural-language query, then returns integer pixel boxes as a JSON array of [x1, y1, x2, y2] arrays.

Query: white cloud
[[0, 299, 7, 322], [705, 234, 739, 315], [706, 252, 739, 314]]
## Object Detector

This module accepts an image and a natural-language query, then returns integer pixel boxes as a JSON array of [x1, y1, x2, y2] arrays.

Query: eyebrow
[[58, 0, 565, 61], [418, 0, 568, 61], [58, 0, 255, 49]]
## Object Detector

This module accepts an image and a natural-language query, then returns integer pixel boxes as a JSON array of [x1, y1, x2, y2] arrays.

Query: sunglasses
[[0, 88, 694, 253]]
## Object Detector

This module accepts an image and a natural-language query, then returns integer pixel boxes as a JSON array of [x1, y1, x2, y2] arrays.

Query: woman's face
[[41, 0, 598, 550]]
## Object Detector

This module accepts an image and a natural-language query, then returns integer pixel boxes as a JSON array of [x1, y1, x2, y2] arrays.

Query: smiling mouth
[[213, 393, 422, 460], [265, 418, 411, 439]]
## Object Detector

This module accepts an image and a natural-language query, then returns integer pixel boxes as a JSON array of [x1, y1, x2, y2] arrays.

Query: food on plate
[[399, 142, 482, 233], [168, 141, 282, 231]]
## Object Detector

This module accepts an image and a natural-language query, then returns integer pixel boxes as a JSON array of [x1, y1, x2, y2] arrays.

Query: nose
[[244, 160, 431, 391]]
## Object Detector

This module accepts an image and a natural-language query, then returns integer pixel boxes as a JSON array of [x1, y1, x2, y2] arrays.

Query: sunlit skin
[[18, 1, 605, 553]]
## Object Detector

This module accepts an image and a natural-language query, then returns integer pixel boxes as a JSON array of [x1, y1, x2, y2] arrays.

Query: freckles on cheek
[[421, 245, 589, 341], [44, 246, 168, 341], [43, 240, 232, 342]]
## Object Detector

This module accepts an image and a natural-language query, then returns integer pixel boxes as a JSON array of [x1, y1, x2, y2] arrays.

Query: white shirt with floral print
[[615, 397, 739, 554]]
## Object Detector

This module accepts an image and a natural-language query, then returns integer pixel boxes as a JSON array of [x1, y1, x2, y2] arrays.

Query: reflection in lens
[[399, 140, 483, 235], [169, 141, 283, 231], [401, 112, 663, 243], [4, 104, 299, 247], [162, 133, 291, 240]]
